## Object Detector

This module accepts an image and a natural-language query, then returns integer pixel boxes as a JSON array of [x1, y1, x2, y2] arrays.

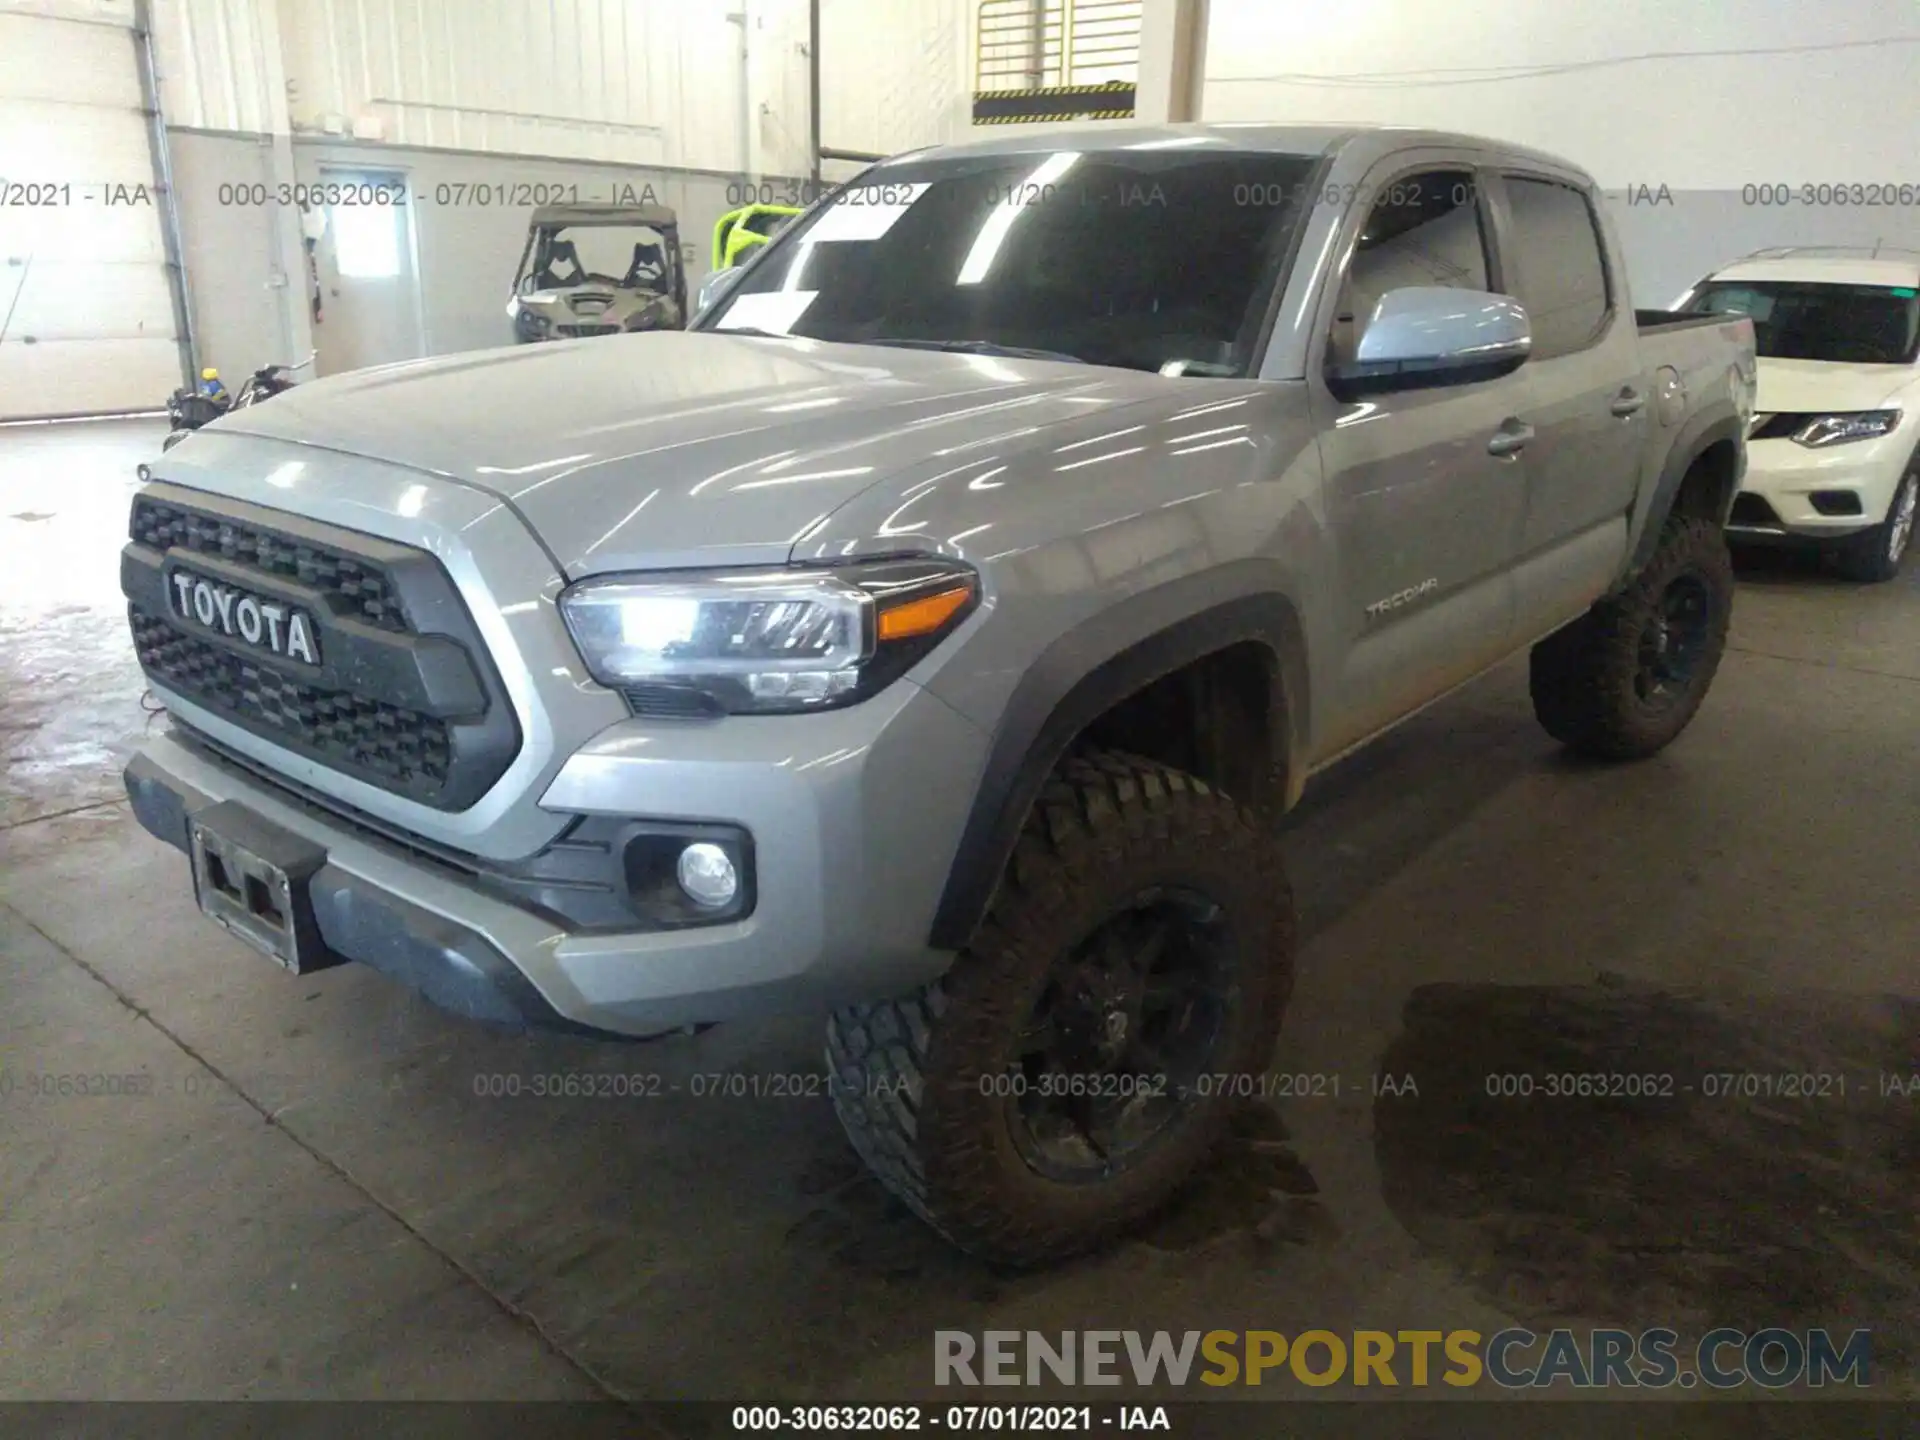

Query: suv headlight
[[558, 559, 979, 715], [1793, 410, 1901, 447]]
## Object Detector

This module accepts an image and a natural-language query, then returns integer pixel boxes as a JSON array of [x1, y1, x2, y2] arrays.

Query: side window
[[1501, 177, 1610, 359], [1329, 169, 1490, 370]]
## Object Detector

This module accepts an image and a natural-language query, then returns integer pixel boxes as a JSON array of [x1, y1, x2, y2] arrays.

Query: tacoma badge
[[1364, 577, 1439, 620]]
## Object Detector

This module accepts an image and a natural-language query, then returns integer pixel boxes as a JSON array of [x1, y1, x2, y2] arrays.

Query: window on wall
[[1501, 177, 1611, 359], [331, 201, 400, 279], [976, 0, 1142, 90]]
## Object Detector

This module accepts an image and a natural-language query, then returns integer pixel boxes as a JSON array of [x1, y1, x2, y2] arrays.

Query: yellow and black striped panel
[[972, 82, 1138, 124], [973, 110, 1136, 124], [974, 80, 1137, 98]]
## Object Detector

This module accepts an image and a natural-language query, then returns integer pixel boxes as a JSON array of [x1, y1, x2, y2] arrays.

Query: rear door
[[1307, 151, 1530, 759], [1482, 170, 1642, 632]]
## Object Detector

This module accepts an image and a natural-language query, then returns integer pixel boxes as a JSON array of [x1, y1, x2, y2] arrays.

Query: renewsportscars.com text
[[934, 1328, 1871, 1390]]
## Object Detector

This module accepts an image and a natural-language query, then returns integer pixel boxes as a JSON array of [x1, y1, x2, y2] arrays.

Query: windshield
[[698, 148, 1320, 376], [521, 224, 676, 292], [1682, 280, 1920, 365]]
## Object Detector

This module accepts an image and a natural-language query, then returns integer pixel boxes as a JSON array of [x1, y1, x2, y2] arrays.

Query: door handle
[[1610, 389, 1645, 417], [1487, 421, 1535, 458]]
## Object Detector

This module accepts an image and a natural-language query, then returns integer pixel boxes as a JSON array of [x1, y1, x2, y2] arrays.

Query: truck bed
[[1635, 308, 1727, 332]]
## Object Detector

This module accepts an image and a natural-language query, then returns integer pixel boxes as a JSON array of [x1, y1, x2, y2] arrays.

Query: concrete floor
[[4, 418, 1919, 1423]]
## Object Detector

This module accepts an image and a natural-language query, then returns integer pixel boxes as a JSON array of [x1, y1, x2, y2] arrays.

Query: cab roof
[[881, 121, 1586, 183]]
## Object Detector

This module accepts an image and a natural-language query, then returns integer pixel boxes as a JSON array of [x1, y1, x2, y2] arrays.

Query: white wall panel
[[153, 0, 975, 168], [819, 0, 970, 157], [150, 0, 283, 133], [274, 0, 783, 172], [0, 6, 178, 416], [0, 0, 133, 22], [1201, 0, 1919, 186], [1199, 0, 1920, 306]]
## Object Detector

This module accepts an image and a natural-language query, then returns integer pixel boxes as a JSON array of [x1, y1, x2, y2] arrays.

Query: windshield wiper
[[863, 337, 1089, 365]]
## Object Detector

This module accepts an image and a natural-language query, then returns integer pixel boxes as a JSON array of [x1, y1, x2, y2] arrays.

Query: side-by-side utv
[[508, 203, 687, 342], [711, 203, 803, 271]]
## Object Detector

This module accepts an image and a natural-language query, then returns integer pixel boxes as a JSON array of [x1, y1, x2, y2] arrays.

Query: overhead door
[[0, 1, 181, 419]]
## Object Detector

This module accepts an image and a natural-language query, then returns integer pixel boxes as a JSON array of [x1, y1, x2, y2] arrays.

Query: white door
[[0, 1, 179, 419], [312, 169, 424, 377]]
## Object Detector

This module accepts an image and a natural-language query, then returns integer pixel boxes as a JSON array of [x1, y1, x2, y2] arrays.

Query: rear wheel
[[826, 750, 1294, 1267], [1529, 515, 1734, 760], [1832, 466, 1918, 583]]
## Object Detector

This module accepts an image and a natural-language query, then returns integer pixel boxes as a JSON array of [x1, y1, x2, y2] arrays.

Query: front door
[[312, 169, 424, 377], [1308, 157, 1531, 760]]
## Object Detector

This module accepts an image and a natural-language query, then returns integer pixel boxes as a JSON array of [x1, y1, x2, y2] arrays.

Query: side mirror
[[1335, 286, 1531, 395], [695, 265, 742, 315]]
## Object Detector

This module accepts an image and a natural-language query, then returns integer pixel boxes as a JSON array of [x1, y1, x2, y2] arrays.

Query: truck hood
[[216, 331, 1168, 574], [1753, 357, 1915, 415]]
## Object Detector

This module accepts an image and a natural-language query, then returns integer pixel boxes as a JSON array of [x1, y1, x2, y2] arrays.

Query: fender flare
[[1626, 408, 1746, 575], [927, 567, 1310, 952]]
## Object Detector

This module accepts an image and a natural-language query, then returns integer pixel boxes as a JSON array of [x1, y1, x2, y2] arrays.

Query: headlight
[[558, 559, 979, 715], [1793, 410, 1901, 447]]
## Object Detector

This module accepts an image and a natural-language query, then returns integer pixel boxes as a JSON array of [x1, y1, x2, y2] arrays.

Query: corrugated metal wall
[[151, 0, 969, 166], [820, 0, 969, 157], [150, 0, 284, 133]]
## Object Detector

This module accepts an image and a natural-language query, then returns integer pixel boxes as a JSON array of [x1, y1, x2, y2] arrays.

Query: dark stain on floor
[[1138, 1102, 1333, 1256], [1372, 982, 1920, 1364]]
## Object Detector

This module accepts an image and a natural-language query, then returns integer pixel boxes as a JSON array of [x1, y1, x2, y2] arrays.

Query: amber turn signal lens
[[876, 583, 975, 642]]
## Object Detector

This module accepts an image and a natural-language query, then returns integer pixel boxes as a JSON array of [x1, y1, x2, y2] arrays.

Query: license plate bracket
[[187, 801, 341, 974]]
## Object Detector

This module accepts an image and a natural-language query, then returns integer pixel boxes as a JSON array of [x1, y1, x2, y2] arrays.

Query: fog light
[[676, 842, 739, 909]]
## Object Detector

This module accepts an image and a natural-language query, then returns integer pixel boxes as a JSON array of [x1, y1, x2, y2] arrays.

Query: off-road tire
[[1831, 465, 1918, 584], [1529, 515, 1734, 760], [826, 749, 1294, 1267]]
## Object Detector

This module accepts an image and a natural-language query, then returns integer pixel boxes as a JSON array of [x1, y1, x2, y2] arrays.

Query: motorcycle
[[162, 351, 316, 452]]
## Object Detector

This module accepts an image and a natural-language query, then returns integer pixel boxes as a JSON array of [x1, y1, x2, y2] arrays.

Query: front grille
[[131, 497, 409, 632], [125, 485, 522, 810], [558, 323, 621, 337], [132, 611, 452, 790]]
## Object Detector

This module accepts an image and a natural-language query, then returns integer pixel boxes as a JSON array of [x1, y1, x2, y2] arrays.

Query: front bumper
[[124, 680, 987, 1038], [1728, 432, 1910, 541]]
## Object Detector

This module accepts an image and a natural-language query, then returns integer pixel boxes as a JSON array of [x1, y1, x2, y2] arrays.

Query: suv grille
[[131, 498, 408, 631], [131, 612, 453, 789], [124, 486, 521, 810]]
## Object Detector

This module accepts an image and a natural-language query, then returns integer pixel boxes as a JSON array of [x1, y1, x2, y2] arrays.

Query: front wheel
[[827, 750, 1294, 1267], [1832, 466, 1918, 584], [1529, 515, 1734, 760]]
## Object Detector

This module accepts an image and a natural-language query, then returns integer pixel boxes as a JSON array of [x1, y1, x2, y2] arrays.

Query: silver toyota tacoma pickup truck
[[122, 124, 1756, 1265]]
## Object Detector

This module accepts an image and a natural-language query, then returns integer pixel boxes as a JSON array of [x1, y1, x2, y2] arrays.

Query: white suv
[[1676, 247, 1920, 582]]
